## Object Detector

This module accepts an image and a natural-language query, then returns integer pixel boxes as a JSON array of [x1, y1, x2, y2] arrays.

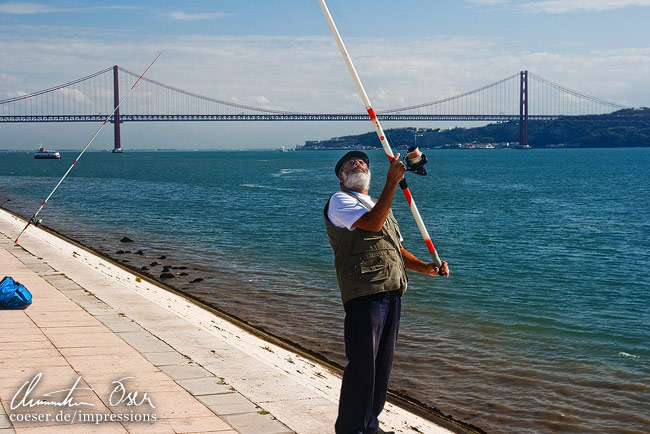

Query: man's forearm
[[401, 247, 449, 277], [353, 181, 399, 232], [400, 247, 429, 273]]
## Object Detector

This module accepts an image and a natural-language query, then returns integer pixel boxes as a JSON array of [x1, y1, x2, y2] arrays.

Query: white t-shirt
[[327, 191, 375, 230]]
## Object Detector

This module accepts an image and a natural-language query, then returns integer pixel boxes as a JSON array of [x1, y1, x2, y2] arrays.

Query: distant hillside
[[299, 107, 650, 149]]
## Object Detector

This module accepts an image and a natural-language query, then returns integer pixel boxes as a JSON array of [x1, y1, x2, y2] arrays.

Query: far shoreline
[[3, 145, 650, 153]]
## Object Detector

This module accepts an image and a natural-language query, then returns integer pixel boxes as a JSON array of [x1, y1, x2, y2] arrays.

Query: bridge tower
[[519, 70, 529, 147], [112, 65, 123, 153]]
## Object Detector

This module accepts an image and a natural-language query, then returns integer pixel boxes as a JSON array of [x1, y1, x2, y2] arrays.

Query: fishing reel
[[403, 146, 428, 176]]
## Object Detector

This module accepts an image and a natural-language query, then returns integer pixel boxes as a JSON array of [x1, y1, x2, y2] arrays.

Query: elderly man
[[324, 150, 449, 434]]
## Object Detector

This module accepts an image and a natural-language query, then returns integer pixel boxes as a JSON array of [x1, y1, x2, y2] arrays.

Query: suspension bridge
[[0, 66, 635, 151]]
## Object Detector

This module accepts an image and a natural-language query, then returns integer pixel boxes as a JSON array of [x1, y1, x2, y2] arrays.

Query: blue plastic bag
[[0, 276, 33, 309]]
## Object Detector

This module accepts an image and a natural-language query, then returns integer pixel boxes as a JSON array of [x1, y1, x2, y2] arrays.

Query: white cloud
[[252, 95, 283, 111], [4, 90, 27, 99], [0, 71, 21, 85], [60, 87, 91, 104], [466, 0, 650, 13], [0, 3, 140, 15], [0, 2, 58, 14], [160, 11, 227, 21], [468, 0, 650, 13], [466, 0, 510, 5], [522, 0, 650, 13]]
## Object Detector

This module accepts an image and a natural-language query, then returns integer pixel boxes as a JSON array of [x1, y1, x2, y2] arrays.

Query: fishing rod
[[14, 53, 162, 244], [318, 0, 443, 269]]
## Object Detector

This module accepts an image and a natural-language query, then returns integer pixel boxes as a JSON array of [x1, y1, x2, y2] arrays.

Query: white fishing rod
[[14, 53, 161, 244], [318, 0, 443, 268]]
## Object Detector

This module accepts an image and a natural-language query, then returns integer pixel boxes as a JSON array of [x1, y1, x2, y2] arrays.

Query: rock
[[178, 266, 188, 270], [150, 261, 160, 267], [140, 266, 149, 271], [158, 255, 167, 259], [189, 278, 204, 283], [179, 272, 189, 276], [120, 237, 134, 243], [121, 260, 130, 263], [162, 267, 171, 273], [160, 273, 174, 279], [135, 250, 145, 255], [116, 250, 125, 254]]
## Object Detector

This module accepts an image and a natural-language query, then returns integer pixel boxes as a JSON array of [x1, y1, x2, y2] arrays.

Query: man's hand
[[421, 260, 450, 277], [401, 248, 450, 277], [352, 153, 406, 232], [386, 153, 406, 187]]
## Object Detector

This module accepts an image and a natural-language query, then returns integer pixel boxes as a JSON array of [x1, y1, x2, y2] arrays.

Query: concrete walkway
[[0, 208, 457, 434]]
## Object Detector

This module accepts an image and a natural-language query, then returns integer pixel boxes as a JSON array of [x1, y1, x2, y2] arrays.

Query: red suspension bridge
[[0, 66, 634, 151]]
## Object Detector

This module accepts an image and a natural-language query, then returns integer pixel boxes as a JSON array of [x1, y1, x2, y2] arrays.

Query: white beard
[[341, 169, 371, 192]]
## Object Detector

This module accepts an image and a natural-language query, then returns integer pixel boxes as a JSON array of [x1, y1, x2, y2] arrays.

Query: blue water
[[1, 148, 649, 433]]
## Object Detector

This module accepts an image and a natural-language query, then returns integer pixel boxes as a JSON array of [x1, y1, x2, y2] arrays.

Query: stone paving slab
[[221, 412, 294, 434], [141, 351, 191, 366], [199, 393, 260, 416], [114, 331, 176, 354], [158, 364, 215, 380], [175, 378, 233, 397], [0, 414, 12, 429]]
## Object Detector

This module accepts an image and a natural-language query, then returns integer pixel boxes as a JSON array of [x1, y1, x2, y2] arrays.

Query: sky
[[1, 0, 649, 150]]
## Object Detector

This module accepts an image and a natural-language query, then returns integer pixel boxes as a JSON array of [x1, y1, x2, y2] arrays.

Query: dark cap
[[334, 151, 369, 177]]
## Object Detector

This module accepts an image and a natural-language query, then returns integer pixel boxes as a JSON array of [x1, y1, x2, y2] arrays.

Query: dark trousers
[[335, 290, 401, 434]]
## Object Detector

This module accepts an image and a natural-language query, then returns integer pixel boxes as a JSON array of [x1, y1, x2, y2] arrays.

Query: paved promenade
[[0, 208, 458, 434]]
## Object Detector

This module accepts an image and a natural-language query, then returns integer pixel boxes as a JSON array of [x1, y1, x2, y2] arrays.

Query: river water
[[1, 147, 648, 433]]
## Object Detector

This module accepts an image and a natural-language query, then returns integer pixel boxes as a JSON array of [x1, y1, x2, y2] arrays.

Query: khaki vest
[[324, 192, 408, 304]]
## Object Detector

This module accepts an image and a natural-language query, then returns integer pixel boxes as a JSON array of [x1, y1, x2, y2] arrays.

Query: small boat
[[34, 147, 61, 159]]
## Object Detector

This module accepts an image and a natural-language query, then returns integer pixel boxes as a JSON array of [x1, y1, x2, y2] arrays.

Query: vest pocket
[[354, 251, 390, 283]]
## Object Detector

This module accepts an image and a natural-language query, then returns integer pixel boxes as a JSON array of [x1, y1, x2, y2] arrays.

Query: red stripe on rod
[[367, 107, 377, 121], [130, 52, 161, 90], [14, 222, 30, 243], [402, 187, 413, 206], [425, 238, 437, 253]]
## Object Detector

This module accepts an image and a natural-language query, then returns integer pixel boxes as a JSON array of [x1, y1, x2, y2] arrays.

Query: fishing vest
[[324, 192, 408, 304]]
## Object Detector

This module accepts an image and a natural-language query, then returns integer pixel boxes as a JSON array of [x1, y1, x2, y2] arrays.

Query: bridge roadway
[[1, 113, 637, 123]]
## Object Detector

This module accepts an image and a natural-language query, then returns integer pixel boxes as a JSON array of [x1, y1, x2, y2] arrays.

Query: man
[[324, 150, 449, 434]]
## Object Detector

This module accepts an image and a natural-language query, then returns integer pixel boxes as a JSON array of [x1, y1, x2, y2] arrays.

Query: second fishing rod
[[14, 53, 161, 244]]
